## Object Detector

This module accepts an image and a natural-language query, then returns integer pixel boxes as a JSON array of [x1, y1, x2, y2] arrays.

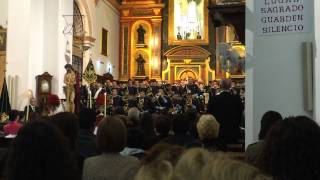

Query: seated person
[[3, 110, 22, 136]]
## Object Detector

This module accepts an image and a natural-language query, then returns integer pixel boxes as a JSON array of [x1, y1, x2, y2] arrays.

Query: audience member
[[6, 121, 80, 180], [145, 114, 171, 149], [128, 107, 141, 127], [50, 112, 79, 150], [171, 148, 212, 180], [139, 112, 155, 138], [82, 116, 140, 180], [162, 114, 202, 148], [200, 153, 270, 180], [245, 111, 282, 164], [3, 110, 22, 136], [257, 116, 320, 180], [134, 160, 173, 180], [121, 127, 145, 159], [197, 114, 225, 151], [143, 143, 185, 166], [77, 109, 99, 165]]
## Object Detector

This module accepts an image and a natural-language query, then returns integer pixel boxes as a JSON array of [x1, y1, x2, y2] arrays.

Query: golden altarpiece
[[119, 0, 245, 83], [119, 0, 164, 81]]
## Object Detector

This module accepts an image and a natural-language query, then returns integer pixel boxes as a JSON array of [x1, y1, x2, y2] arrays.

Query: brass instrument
[[138, 96, 144, 110]]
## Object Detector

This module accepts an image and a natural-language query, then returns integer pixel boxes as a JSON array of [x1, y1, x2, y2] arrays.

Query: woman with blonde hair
[[200, 155, 271, 180], [197, 114, 225, 151], [171, 148, 213, 180], [134, 160, 173, 180]]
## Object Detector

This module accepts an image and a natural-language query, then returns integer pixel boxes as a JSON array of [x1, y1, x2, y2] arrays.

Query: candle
[[26, 101, 29, 123], [88, 91, 92, 109], [104, 93, 107, 117], [25, 90, 32, 123]]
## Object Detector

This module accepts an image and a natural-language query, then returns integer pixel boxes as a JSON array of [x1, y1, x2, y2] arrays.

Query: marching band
[[80, 78, 245, 115]]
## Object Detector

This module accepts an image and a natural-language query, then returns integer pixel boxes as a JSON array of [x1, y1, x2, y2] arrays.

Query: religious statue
[[197, 32, 202, 39], [177, 32, 182, 40], [136, 54, 146, 76], [63, 64, 76, 112], [137, 25, 146, 44]]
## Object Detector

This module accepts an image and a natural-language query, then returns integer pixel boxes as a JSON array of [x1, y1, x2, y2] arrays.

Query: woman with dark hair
[[82, 116, 140, 180], [245, 111, 282, 164], [50, 112, 79, 150], [6, 121, 80, 180], [257, 116, 320, 180]]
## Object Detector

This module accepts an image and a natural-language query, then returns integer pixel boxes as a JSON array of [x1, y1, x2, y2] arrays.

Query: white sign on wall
[[256, 0, 312, 36]]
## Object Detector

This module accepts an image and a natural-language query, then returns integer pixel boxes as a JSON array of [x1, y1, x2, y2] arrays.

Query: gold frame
[[101, 28, 108, 57], [168, 0, 209, 45]]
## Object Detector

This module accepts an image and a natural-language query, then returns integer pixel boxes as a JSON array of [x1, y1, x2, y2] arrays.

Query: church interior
[[1, 0, 320, 179], [0, 0, 246, 99]]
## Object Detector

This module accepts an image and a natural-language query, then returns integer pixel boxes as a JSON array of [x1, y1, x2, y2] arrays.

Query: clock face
[[41, 80, 49, 93]]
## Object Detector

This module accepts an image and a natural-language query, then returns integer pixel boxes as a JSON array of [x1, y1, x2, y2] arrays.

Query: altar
[[162, 46, 215, 84]]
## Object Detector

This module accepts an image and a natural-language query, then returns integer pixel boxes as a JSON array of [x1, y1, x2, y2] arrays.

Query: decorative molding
[[164, 46, 211, 60]]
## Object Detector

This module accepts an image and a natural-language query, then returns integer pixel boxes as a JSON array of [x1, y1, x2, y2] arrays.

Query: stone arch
[[75, 0, 93, 37]]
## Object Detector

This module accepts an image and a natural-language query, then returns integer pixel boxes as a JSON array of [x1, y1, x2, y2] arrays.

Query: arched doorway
[[179, 69, 198, 80]]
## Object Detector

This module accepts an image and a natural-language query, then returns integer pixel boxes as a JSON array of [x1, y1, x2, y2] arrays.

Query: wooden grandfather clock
[[36, 72, 53, 106]]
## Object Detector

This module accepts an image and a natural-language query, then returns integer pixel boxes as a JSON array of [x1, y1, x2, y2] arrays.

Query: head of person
[[220, 78, 232, 90], [154, 114, 171, 136], [257, 116, 320, 180], [78, 108, 96, 130], [49, 112, 79, 150], [6, 121, 79, 180], [143, 143, 185, 166], [200, 154, 270, 180], [64, 64, 74, 73], [112, 88, 118, 96], [139, 112, 155, 137], [139, 91, 146, 98], [9, 110, 19, 122], [172, 148, 212, 180], [212, 80, 219, 88], [128, 107, 141, 127], [96, 116, 127, 153], [128, 79, 133, 86], [197, 114, 220, 141], [135, 160, 173, 180], [258, 111, 283, 140], [172, 114, 189, 135], [30, 98, 37, 107], [112, 81, 117, 87]]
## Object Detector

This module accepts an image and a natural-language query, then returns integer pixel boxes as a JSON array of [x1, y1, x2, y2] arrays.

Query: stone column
[[150, 18, 162, 81]]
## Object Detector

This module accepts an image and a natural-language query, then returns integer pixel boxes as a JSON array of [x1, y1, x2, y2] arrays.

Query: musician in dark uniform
[[139, 91, 155, 113], [157, 88, 172, 111], [111, 88, 125, 109], [127, 79, 138, 95], [150, 80, 159, 95], [185, 78, 199, 95]]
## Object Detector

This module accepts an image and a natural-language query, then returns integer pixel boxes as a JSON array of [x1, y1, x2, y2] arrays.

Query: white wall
[[245, 0, 314, 146], [83, 0, 120, 79], [6, 0, 73, 110], [0, 0, 8, 26], [314, 0, 320, 124]]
